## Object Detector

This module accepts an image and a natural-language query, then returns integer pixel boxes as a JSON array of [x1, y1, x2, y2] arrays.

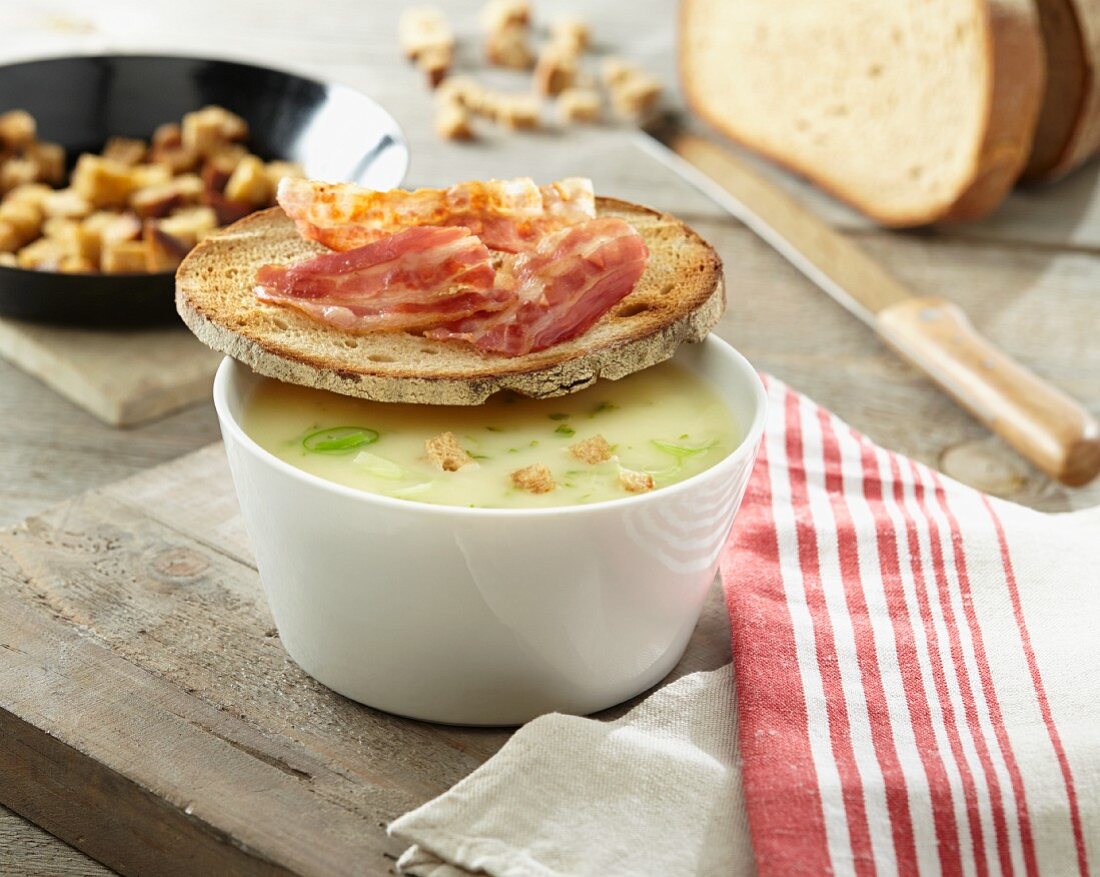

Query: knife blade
[[637, 115, 1100, 487]]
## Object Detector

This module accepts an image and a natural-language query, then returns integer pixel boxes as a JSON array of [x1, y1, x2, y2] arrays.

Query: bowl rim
[[213, 334, 769, 519], [0, 51, 410, 285]]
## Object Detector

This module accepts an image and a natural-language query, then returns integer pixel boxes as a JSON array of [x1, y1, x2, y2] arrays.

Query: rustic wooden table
[[2, 1, 1098, 873]]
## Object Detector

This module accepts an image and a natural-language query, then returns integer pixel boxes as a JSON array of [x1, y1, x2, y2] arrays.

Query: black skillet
[[0, 54, 408, 327]]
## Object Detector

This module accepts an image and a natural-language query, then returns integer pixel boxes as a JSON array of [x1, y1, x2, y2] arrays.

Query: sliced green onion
[[554, 424, 576, 437], [591, 401, 618, 416], [302, 426, 379, 454], [548, 412, 570, 421], [651, 438, 717, 459]]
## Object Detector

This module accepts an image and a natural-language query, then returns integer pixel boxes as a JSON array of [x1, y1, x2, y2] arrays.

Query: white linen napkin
[[389, 665, 755, 877]]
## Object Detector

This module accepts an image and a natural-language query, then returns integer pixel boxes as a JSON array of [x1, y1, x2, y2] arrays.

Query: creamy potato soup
[[242, 361, 739, 509]]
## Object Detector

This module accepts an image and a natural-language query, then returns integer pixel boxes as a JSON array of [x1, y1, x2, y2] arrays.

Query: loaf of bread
[[1026, 0, 1100, 179], [679, 0, 1046, 226], [176, 198, 724, 405]]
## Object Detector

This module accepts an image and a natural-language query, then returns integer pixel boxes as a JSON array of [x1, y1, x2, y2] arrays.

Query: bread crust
[[1039, 0, 1100, 179], [678, 0, 1045, 227], [1023, 0, 1088, 179], [946, 0, 1046, 218], [176, 197, 725, 405]]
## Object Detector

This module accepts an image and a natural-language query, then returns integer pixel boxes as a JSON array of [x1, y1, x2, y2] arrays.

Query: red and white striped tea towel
[[389, 376, 1100, 876]]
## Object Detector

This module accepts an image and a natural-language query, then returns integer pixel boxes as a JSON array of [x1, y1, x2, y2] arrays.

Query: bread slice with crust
[[1025, 0, 1100, 180], [678, 0, 1045, 226], [1024, 0, 1088, 179], [175, 197, 724, 405]]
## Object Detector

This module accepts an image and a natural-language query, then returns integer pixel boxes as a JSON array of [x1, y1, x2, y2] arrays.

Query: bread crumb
[[0, 157, 38, 195], [610, 76, 662, 119], [102, 136, 147, 166], [426, 431, 474, 471], [481, 0, 529, 32], [181, 106, 248, 159], [494, 94, 540, 130], [600, 58, 634, 89], [418, 45, 454, 88], [41, 188, 93, 220], [399, 7, 455, 85], [569, 434, 613, 464], [601, 58, 662, 119], [0, 110, 35, 151], [100, 238, 146, 273], [511, 462, 555, 493], [224, 155, 273, 206], [436, 76, 482, 109], [486, 22, 534, 69], [58, 254, 95, 273], [156, 206, 218, 249], [130, 174, 203, 218], [262, 160, 305, 192], [619, 467, 655, 493], [557, 87, 601, 123], [436, 100, 475, 140], [3, 183, 52, 210], [0, 200, 42, 245], [534, 45, 577, 96], [550, 15, 589, 53], [16, 236, 65, 270], [24, 142, 65, 185]]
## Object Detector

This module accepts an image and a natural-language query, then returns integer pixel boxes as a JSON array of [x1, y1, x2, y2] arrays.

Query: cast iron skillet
[[0, 54, 408, 327]]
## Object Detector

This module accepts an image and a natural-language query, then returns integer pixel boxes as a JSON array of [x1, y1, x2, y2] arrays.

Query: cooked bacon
[[425, 217, 648, 355], [254, 226, 508, 333], [277, 176, 596, 253]]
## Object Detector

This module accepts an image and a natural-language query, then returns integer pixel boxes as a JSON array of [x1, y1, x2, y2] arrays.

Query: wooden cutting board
[[0, 318, 221, 427], [0, 443, 731, 877]]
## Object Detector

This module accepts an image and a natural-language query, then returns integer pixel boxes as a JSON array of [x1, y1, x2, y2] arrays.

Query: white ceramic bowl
[[214, 335, 767, 725]]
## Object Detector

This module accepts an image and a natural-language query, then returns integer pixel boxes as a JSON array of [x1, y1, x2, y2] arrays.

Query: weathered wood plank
[[0, 589, 377, 876], [0, 356, 223, 530], [0, 320, 221, 427]]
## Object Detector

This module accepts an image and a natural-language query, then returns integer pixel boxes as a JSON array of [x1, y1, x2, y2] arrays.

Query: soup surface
[[242, 361, 738, 509]]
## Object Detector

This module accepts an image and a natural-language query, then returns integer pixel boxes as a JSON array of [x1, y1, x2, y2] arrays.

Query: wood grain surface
[[0, 320, 221, 427], [1, 0, 1098, 873]]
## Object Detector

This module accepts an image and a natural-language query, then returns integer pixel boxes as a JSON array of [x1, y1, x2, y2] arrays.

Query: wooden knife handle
[[876, 297, 1100, 486]]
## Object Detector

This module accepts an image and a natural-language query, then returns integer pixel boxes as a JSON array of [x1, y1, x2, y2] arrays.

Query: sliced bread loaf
[[678, 0, 1045, 226], [176, 198, 724, 405], [1026, 0, 1100, 179], [1024, 0, 1088, 179]]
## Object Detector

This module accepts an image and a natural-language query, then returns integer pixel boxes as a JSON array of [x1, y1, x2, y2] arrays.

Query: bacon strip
[[278, 177, 596, 253], [254, 226, 508, 333], [425, 217, 649, 355]]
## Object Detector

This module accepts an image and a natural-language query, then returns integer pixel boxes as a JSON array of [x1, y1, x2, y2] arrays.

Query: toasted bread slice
[[176, 198, 724, 405], [679, 0, 1045, 226]]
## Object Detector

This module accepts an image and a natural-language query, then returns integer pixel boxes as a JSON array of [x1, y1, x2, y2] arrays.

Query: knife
[[637, 116, 1100, 487]]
